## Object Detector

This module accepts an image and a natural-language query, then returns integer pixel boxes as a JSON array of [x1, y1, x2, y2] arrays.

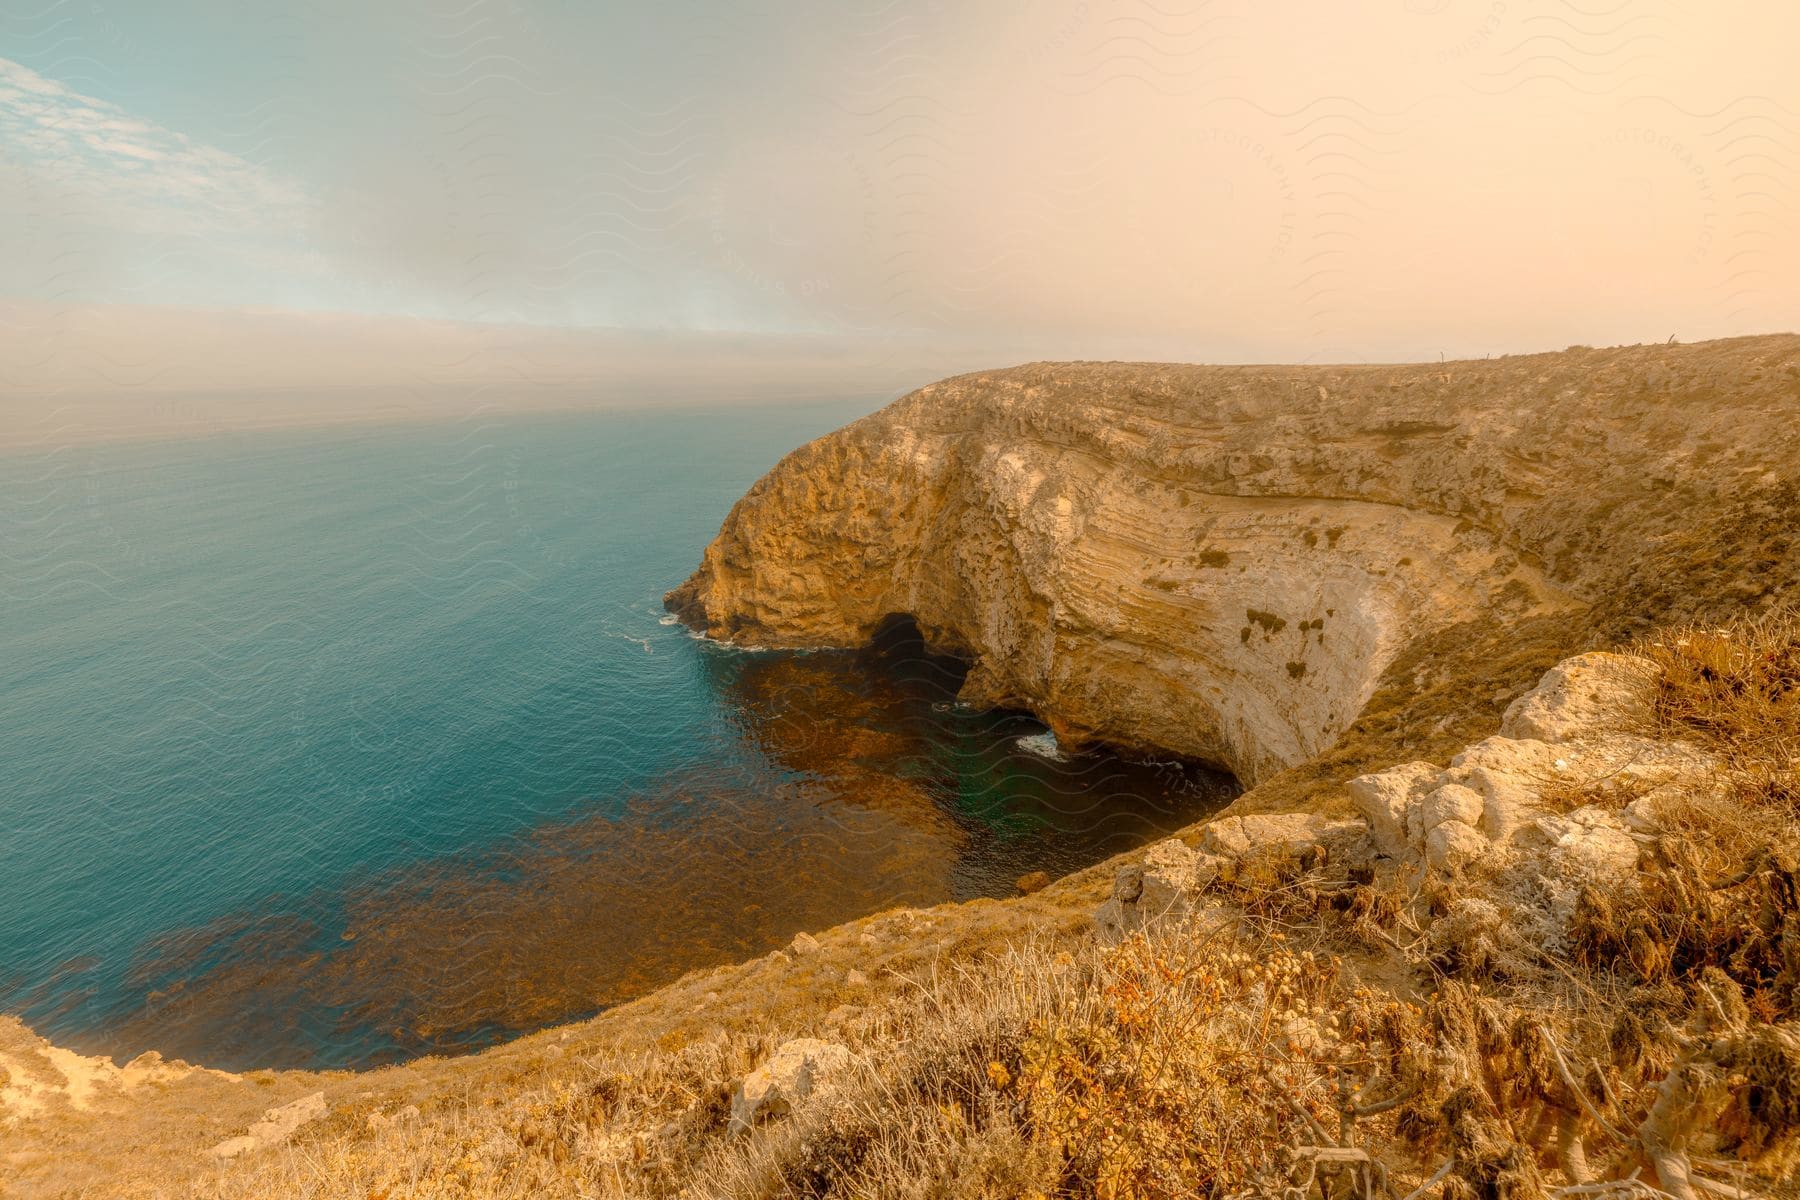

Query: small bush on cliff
[[1640, 605, 1800, 813]]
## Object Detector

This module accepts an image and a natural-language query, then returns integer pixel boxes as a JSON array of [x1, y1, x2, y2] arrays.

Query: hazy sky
[[2, 0, 1796, 394]]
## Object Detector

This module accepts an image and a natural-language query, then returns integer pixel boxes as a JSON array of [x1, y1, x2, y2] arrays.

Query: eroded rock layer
[[669, 335, 1800, 783]]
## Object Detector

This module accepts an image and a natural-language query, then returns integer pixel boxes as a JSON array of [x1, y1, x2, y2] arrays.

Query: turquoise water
[[0, 404, 1234, 1070]]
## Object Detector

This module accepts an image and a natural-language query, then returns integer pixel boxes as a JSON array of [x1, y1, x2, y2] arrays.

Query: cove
[[0, 403, 1236, 1070]]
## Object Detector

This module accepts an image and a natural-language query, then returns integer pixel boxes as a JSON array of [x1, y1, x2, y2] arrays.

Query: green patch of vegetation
[[1246, 608, 1286, 635]]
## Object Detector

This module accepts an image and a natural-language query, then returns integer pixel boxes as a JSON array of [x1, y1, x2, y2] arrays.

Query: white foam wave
[[1014, 731, 1067, 762]]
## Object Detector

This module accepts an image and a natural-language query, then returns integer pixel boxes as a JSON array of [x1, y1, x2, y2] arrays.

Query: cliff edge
[[669, 335, 1800, 785]]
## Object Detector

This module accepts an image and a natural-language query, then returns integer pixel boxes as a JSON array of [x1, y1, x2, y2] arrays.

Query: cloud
[[1, 4, 1795, 359], [0, 57, 309, 238]]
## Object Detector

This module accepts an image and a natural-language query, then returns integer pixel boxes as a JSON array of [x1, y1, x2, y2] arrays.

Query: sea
[[0, 402, 1236, 1070]]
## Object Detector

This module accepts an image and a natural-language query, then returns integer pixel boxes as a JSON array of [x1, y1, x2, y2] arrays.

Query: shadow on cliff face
[[53, 615, 1235, 1071]]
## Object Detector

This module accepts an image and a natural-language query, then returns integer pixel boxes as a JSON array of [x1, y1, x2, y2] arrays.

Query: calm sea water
[[0, 404, 1235, 1070]]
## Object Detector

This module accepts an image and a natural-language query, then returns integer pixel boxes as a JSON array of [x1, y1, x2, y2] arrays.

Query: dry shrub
[[1637, 605, 1800, 812], [1571, 841, 1800, 1020], [1714, 1021, 1800, 1172], [685, 922, 1436, 1200], [1438, 1087, 1548, 1200], [172, 922, 1434, 1200], [1010, 927, 1430, 1198], [1424, 984, 1560, 1130], [1016, 931, 1338, 1196], [1625, 971, 1800, 1189], [1209, 846, 1413, 963], [682, 946, 1072, 1200]]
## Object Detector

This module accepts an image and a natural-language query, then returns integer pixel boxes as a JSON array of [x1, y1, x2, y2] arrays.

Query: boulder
[[1347, 761, 1443, 857], [1500, 652, 1659, 744], [1414, 784, 1485, 840], [1426, 821, 1490, 874], [209, 1091, 327, 1159], [728, 1039, 855, 1135], [1447, 736, 1563, 840], [1198, 813, 1363, 859], [1522, 806, 1641, 876], [789, 932, 821, 957], [1015, 870, 1051, 895], [1093, 838, 1222, 937]]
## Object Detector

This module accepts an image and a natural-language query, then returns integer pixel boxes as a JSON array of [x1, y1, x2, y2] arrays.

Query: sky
[[1, 0, 1796, 419]]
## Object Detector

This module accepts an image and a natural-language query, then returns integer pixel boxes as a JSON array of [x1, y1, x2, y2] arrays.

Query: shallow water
[[0, 404, 1236, 1070]]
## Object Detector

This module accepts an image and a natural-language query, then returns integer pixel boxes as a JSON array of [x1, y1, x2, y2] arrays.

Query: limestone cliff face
[[668, 335, 1800, 784]]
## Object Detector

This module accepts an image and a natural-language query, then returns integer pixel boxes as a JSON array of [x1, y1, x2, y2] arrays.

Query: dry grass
[[1639, 606, 1800, 814]]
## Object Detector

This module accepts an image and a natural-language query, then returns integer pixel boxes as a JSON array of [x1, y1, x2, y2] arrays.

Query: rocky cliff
[[669, 335, 1800, 785]]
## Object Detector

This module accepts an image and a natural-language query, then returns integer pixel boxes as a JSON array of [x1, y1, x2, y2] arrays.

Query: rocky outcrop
[[1096, 647, 1730, 952], [209, 1091, 327, 1159], [1348, 651, 1720, 878], [0, 1016, 231, 1120], [729, 1038, 856, 1135], [1093, 812, 1363, 937], [1197, 812, 1364, 860], [1094, 838, 1220, 937], [669, 336, 1800, 783]]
